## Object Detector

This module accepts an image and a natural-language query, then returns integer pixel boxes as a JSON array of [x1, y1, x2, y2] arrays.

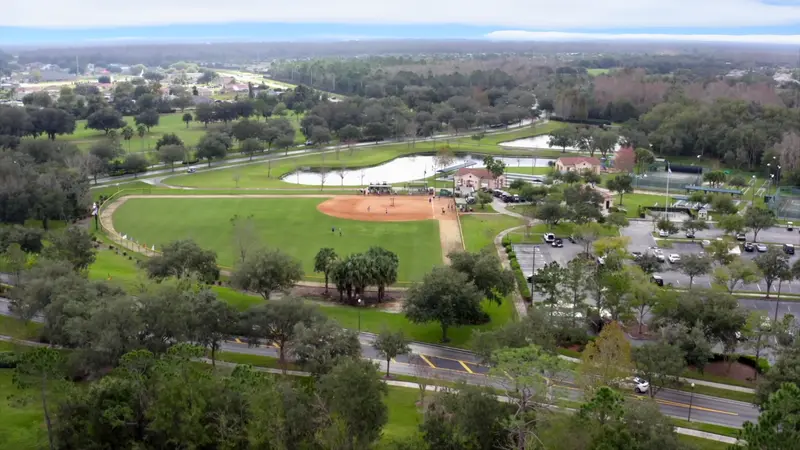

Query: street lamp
[[688, 383, 696, 422], [530, 245, 539, 289], [751, 175, 757, 203], [652, 203, 659, 232], [357, 296, 363, 332]]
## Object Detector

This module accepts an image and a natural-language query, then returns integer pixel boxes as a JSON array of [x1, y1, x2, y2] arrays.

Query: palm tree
[[136, 124, 147, 150], [122, 126, 134, 151], [313, 248, 338, 294]]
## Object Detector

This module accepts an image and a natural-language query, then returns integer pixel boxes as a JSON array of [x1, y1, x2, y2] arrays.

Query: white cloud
[[5, 0, 800, 29], [486, 30, 800, 44]]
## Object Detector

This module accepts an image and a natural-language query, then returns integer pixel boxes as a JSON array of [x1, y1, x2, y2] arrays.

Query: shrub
[[507, 251, 516, 259], [0, 352, 18, 369], [122, 252, 127, 256]]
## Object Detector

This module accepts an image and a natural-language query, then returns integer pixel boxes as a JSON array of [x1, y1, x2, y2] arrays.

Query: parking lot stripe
[[459, 361, 474, 374], [419, 354, 436, 368]]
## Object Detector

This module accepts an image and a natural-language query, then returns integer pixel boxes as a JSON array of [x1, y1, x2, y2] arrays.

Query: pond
[[500, 135, 623, 152], [282, 154, 555, 186]]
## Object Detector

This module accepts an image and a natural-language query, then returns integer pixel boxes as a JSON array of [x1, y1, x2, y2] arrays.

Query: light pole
[[687, 383, 696, 422], [357, 296, 363, 332], [530, 245, 538, 289], [652, 203, 659, 232], [751, 175, 756, 203]]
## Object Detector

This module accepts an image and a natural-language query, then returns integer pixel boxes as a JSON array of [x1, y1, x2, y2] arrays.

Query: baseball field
[[109, 194, 462, 282]]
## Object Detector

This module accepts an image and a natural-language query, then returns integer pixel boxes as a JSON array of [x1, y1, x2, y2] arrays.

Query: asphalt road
[[0, 296, 757, 428]]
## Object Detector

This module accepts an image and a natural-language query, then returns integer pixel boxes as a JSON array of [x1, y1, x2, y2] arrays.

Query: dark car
[[743, 242, 755, 252], [551, 238, 563, 248], [785, 244, 795, 255], [650, 275, 664, 287], [568, 235, 576, 244], [686, 232, 695, 239], [631, 251, 643, 260]]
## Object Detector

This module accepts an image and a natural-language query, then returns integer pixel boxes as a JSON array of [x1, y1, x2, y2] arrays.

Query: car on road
[[650, 275, 664, 286], [789, 222, 794, 231], [736, 233, 747, 241], [757, 243, 768, 252], [568, 235, 576, 244], [543, 233, 556, 243], [686, 231, 695, 239], [658, 229, 670, 237], [631, 251, 643, 260], [785, 244, 795, 255], [668, 254, 681, 264], [631, 377, 650, 394], [551, 238, 563, 248], [597, 255, 606, 265], [743, 242, 755, 252], [186, 167, 197, 173]]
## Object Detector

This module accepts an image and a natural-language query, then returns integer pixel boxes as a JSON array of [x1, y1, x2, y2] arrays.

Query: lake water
[[282, 154, 555, 186], [500, 135, 622, 152]]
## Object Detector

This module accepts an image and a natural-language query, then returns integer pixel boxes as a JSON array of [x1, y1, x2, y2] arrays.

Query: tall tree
[[231, 248, 304, 300], [741, 383, 800, 449], [189, 289, 237, 367], [403, 267, 485, 342], [242, 299, 320, 371], [632, 342, 686, 398], [679, 254, 713, 289], [372, 329, 410, 378], [145, 239, 219, 283], [447, 248, 514, 305], [157, 144, 185, 172], [579, 322, 633, 394], [314, 248, 338, 294], [744, 206, 777, 243], [605, 174, 633, 205], [292, 317, 361, 376], [755, 247, 791, 298], [14, 347, 65, 450], [85, 107, 126, 134], [43, 226, 96, 271]]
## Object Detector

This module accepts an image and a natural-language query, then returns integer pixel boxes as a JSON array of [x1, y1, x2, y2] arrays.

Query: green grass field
[[587, 68, 615, 76], [111, 197, 442, 281], [459, 214, 525, 252], [617, 192, 671, 218], [0, 369, 46, 450]]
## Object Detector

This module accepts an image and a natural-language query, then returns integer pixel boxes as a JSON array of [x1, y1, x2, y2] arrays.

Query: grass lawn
[[678, 434, 730, 450], [111, 197, 442, 282], [0, 316, 42, 341], [670, 419, 740, 438], [459, 214, 525, 252], [616, 192, 669, 218], [587, 68, 614, 76], [382, 386, 422, 445], [321, 296, 515, 347], [0, 369, 46, 450]]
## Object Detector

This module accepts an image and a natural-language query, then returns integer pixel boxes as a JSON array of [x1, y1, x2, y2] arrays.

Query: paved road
[[0, 296, 757, 428]]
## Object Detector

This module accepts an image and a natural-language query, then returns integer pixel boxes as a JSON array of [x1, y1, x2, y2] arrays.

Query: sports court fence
[[633, 171, 702, 191], [769, 186, 800, 219]]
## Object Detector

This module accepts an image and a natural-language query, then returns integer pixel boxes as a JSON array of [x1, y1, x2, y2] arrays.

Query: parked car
[[757, 243, 768, 252], [543, 233, 556, 243], [650, 247, 665, 262], [736, 233, 747, 241], [631, 251, 643, 260], [650, 275, 664, 287], [658, 229, 670, 237], [743, 242, 755, 252], [551, 238, 563, 248], [789, 222, 794, 231], [668, 254, 681, 264], [568, 235, 576, 244], [785, 244, 795, 255]]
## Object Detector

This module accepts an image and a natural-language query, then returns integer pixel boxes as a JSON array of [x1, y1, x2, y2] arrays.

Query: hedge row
[[709, 353, 770, 374], [0, 351, 18, 369], [502, 240, 532, 301]]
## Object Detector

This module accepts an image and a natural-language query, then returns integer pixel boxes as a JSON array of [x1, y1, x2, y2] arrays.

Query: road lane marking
[[391, 358, 397, 363], [235, 338, 243, 344], [459, 361, 474, 374], [419, 354, 436, 368], [647, 397, 738, 415], [272, 343, 280, 349], [757, 284, 762, 292]]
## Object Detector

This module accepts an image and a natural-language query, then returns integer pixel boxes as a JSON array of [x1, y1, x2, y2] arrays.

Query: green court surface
[[111, 197, 442, 282]]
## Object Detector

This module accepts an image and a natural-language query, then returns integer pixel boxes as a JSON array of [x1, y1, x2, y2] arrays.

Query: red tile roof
[[456, 168, 495, 178], [557, 156, 601, 166]]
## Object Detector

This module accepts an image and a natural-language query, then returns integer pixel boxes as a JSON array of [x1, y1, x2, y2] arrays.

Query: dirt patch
[[693, 361, 757, 384]]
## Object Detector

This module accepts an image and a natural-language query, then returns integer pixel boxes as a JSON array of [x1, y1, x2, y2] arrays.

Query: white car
[[668, 254, 681, 264], [658, 229, 670, 237], [756, 243, 768, 252], [650, 247, 665, 262], [632, 377, 650, 394], [543, 233, 556, 243]]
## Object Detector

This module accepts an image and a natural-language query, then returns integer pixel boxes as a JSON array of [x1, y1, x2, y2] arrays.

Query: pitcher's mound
[[317, 195, 439, 222]]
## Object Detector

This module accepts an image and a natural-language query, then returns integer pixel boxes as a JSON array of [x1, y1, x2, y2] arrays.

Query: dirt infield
[[317, 195, 448, 222]]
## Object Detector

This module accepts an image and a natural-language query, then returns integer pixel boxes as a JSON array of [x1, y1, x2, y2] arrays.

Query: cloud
[[486, 30, 800, 44], [6, 0, 800, 29]]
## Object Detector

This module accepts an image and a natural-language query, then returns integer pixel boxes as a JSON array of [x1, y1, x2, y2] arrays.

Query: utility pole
[[310, 68, 313, 86], [75, 55, 79, 76], [332, 74, 336, 91]]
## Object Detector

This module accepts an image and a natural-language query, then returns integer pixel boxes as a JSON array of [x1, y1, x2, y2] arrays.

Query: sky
[[4, 0, 800, 45]]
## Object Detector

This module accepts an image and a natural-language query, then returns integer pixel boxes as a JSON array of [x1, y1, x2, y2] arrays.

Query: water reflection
[[282, 154, 555, 186], [500, 135, 622, 152]]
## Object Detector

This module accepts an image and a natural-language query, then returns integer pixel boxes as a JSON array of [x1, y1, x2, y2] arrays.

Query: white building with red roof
[[555, 156, 602, 174], [454, 168, 507, 190]]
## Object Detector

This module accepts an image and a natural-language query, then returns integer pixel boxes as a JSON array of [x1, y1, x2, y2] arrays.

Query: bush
[[0, 352, 18, 369], [510, 260, 520, 271], [507, 251, 516, 259], [554, 326, 590, 348], [734, 354, 770, 374]]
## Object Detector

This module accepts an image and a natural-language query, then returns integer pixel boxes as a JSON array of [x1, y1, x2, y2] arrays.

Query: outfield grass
[[111, 197, 442, 282], [459, 214, 525, 252]]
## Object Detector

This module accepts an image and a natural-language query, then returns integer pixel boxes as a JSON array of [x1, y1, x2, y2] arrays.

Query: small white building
[[454, 168, 507, 190]]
